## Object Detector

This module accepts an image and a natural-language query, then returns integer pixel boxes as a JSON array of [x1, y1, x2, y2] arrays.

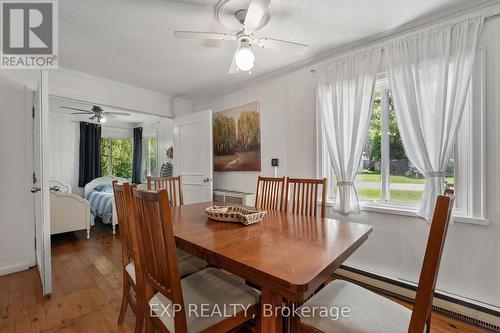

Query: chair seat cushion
[[298, 280, 414, 333], [176, 248, 208, 277], [149, 268, 260, 333], [125, 261, 136, 283], [125, 249, 207, 284]]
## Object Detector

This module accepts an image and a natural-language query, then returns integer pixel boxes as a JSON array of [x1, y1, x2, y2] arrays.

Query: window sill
[[326, 200, 490, 226]]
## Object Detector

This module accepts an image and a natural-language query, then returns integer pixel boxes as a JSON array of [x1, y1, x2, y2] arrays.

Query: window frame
[[317, 50, 488, 225], [141, 130, 159, 181]]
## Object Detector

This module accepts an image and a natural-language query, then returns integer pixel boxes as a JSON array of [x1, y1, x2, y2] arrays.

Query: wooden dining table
[[169, 202, 373, 333]]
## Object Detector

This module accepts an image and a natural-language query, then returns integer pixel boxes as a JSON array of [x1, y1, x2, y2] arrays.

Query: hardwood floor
[[0, 223, 490, 333]]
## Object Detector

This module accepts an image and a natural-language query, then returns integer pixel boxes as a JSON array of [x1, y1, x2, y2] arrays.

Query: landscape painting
[[213, 101, 261, 171]]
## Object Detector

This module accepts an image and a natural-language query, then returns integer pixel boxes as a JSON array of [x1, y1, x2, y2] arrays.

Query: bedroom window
[[142, 135, 158, 179], [100, 137, 133, 179]]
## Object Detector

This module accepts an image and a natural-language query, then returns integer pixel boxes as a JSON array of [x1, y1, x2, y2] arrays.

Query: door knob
[[31, 186, 41, 193], [203, 177, 212, 182]]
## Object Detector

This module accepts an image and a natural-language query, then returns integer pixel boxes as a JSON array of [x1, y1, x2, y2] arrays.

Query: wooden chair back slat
[[408, 193, 455, 333], [285, 178, 327, 218], [112, 181, 139, 267], [255, 176, 286, 211], [131, 187, 188, 332], [146, 176, 184, 206]]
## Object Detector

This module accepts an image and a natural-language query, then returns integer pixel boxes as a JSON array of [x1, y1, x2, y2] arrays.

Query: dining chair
[[295, 193, 455, 333], [131, 187, 260, 333], [114, 182, 208, 332], [255, 176, 287, 211], [113, 181, 145, 333], [285, 177, 327, 218], [146, 176, 184, 206]]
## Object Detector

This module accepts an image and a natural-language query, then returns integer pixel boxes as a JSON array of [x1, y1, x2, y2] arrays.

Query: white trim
[[329, 200, 490, 225], [380, 89, 390, 200], [0, 262, 31, 276]]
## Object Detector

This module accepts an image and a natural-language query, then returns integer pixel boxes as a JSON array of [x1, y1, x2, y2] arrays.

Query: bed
[[50, 179, 92, 239], [84, 175, 127, 234]]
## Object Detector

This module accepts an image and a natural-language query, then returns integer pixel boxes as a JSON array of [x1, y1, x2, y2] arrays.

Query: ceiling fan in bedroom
[[174, 0, 309, 73], [60, 105, 131, 124]]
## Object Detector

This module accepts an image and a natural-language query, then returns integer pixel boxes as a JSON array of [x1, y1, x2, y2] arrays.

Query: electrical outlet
[[271, 158, 279, 167]]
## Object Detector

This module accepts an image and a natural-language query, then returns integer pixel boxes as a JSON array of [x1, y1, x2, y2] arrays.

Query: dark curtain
[[132, 127, 143, 184], [78, 122, 102, 187]]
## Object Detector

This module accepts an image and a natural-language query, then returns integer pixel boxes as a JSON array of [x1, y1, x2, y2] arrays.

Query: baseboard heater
[[335, 266, 500, 332]]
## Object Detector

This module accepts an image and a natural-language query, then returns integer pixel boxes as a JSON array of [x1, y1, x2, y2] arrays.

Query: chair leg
[[145, 316, 154, 333], [426, 315, 431, 333], [118, 273, 130, 325], [135, 295, 145, 333]]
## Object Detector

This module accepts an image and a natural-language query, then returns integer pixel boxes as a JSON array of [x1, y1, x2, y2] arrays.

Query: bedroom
[[48, 97, 174, 236], [1, 0, 500, 332]]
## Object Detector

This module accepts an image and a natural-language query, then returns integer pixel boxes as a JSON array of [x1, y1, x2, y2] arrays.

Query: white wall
[[49, 68, 177, 117], [195, 16, 500, 309], [0, 74, 36, 275], [196, 68, 318, 193], [48, 110, 81, 196]]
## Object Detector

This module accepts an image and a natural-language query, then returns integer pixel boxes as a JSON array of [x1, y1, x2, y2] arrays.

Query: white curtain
[[318, 49, 382, 214], [386, 17, 483, 221]]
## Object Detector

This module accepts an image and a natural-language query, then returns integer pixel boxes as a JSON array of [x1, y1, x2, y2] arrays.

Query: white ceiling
[[59, 0, 493, 101]]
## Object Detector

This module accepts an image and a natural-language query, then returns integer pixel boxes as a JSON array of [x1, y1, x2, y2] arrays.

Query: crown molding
[[193, 0, 500, 105]]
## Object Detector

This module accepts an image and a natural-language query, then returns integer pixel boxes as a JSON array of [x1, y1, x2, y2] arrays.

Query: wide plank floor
[[0, 223, 489, 332]]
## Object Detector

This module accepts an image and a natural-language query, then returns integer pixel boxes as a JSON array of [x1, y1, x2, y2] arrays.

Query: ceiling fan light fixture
[[235, 45, 255, 71], [98, 116, 106, 124]]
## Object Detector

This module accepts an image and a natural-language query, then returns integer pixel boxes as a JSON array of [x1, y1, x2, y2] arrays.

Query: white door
[[173, 110, 213, 204], [32, 70, 51, 295]]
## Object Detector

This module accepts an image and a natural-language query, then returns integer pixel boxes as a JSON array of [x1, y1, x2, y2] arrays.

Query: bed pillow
[[95, 184, 113, 192]]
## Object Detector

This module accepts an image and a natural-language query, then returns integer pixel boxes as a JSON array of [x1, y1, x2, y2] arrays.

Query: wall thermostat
[[271, 158, 279, 167]]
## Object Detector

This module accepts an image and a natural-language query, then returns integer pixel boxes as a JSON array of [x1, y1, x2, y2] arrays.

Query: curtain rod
[[485, 12, 500, 21], [69, 119, 134, 130], [310, 12, 499, 73]]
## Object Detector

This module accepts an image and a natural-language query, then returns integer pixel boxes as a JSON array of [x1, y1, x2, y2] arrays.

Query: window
[[321, 85, 455, 205], [100, 137, 133, 179], [142, 135, 158, 179], [359, 89, 455, 203], [319, 55, 487, 224]]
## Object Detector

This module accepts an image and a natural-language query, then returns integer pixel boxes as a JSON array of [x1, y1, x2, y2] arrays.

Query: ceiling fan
[[174, 0, 309, 73], [61, 105, 131, 124]]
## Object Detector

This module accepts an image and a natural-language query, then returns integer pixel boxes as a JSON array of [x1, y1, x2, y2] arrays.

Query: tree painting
[[213, 102, 261, 171]]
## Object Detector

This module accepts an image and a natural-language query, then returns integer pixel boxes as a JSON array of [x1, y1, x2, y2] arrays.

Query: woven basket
[[205, 206, 266, 226]]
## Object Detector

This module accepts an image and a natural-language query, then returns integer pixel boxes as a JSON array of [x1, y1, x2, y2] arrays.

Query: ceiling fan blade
[[71, 112, 95, 115], [103, 111, 131, 116], [174, 31, 235, 41], [254, 37, 309, 55], [228, 50, 238, 74], [244, 0, 271, 33], [61, 106, 92, 113]]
